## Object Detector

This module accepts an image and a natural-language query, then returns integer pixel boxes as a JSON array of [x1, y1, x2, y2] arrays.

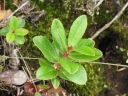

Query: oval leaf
[[36, 65, 57, 80], [39, 59, 53, 67], [9, 16, 18, 30], [33, 36, 59, 62], [59, 65, 87, 84], [37, 84, 50, 89], [51, 77, 60, 89], [15, 28, 29, 36], [35, 92, 42, 96], [69, 48, 103, 62], [58, 71, 69, 80], [6, 32, 15, 42], [14, 35, 25, 44], [74, 39, 95, 48], [59, 58, 79, 74], [18, 18, 25, 28], [68, 15, 87, 47], [0, 27, 11, 36], [51, 19, 67, 53], [73, 46, 95, 56]]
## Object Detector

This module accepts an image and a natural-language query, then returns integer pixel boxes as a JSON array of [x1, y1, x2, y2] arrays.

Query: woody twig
[[93, 0, 104, 10], [8, 1, 29, 19], [91, 1, 128, 40]]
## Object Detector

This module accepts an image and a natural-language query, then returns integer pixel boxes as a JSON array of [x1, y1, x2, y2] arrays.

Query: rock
[[0, 70, 27, 85]]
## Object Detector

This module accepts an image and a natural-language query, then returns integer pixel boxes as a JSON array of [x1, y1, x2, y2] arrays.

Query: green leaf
[[58, 70, 69, 80], [73, 46, 95, 56], [59, 58, 79, 74], [74, 39, 95, 48], [15, 28, 29, 36], [0, 27, 11, 36], [33, 36, 59, 62], [18, 18, 25, 28], [36, 61, 57, 80], [51, 19, 67, 53], [51, 77, 60, 89], [35, 92, 42, 96], [14, 35, 25, 44], [68, 15, 87, 47], [37, 84, 50, 89], [59, 65, 87, 84], [0, 55, 8, 60], [0, 65, 3, 72], [9, 16, 18, 30], [6, 32, 15, 42], [69, 48, 102, 62], [39, 59, 53, 67]]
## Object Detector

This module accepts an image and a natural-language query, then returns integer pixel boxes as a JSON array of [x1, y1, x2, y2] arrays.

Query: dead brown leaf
[[0, 9, 12, 21]]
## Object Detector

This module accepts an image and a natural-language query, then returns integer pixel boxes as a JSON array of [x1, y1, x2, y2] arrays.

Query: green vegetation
[[66, 64, 109, 95], [4, 0, 128, 95], [33, 15, 102, 88], [0, 16, 29, 44]]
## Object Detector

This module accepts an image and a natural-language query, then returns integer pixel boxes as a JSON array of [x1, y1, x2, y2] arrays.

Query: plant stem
[[8, 1, 29, 19], [17, 50, 37, 92], [8, 56, 40, 60], [91, 1, 128, 39], [86, 61, 128, 67]]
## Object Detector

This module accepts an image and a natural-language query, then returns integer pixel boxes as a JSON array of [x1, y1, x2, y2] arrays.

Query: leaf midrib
[[36, 39, 58, 62], [70, 19, 85, 46]]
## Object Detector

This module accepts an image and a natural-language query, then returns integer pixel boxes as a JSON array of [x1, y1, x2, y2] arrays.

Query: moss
[[94, 9, 114, 25], [110, 17, 128, 50], [65, 63, 109, 96]]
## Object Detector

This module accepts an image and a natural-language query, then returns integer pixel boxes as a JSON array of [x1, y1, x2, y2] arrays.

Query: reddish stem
[[57, 63, 61, 66], [62, 46, 73, 58], [55, 63, 61, 70], [68, 46, 73, 52], [62, 51, 69, 58], [12, 30, 15, 34]]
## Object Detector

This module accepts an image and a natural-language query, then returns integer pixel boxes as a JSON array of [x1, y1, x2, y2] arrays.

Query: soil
[[98, 32, 128, 96], [104, 66, 128, 96]]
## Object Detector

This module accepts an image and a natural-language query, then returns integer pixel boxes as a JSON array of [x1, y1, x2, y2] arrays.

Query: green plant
[[33, 15, 102, 89], [0, 65, 3, 72], [35, 92, 42, 96], [33, 15, 102, 88], [0, 16, 29, 44], [66, 64, 109, 95]]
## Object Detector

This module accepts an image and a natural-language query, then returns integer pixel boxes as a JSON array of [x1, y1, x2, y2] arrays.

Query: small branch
[[74, 8, 86, 11], [8, 1, 29, 19], [91, 1, 128, 39], [7, 56, 40, 60], [86, 61, 128, 68], [93, 0, 104, 10], [0, 1, 29, 28], [18, 50, 37, 92]]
